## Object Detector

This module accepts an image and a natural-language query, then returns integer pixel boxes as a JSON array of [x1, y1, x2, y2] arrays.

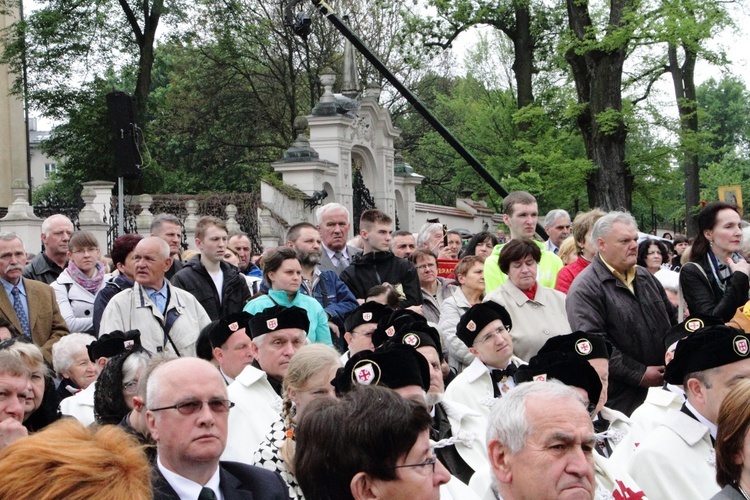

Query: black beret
[[456, 302, 512, 347], [333, 343, 430, 395], [88, 330, 142, 361], [385, 322, 443, 361], [663, 315, 723, 350], [344, 302, 392, 333], [208, 312, 252, 348], [248, 305, 309, 339], [664, 325, 750, 385], [516, 352, 602, 411], [371, 309, 428, 348], [537, 332, 612, 360]]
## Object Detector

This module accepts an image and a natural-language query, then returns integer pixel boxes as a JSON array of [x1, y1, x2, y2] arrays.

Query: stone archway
[[351, 152, 376, 234]]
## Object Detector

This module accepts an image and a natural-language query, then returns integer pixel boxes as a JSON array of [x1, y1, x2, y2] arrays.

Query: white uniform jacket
[[439, 398, 488, 477], [443, 356, 525, 422], [626, 386, 685, 447], [594, 453, 647, 499], [598, 406, 636, 472], [628, 409, 719, 500], [223, 365, 282, 464], [59, 381, 96, 427], [100, 281, 210, 357]]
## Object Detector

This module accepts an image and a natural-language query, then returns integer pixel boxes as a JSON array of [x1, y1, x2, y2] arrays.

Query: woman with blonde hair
[[253, 343, 342, 499], [0, 419, 152, 499]]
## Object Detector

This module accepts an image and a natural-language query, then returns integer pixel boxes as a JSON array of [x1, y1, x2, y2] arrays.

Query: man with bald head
[[100, 237, 211, 356], [147, 357, 287, 499], [24, 214, 74, 284]]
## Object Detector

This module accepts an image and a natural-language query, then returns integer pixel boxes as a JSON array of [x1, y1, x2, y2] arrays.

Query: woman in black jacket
[[680, 202, 750, 321]]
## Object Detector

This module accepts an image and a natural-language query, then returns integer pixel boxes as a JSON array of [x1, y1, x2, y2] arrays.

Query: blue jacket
[[243, 289, 333, 346], [260, 270, 358, 321]]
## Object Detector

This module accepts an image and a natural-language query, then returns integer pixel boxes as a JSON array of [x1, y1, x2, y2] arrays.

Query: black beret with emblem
[[333, 343, 430, 395], [456, 301, 512, 348], [663, 314, 723, 350], [208, 312, 252, 349], [664, 325, 750, 385], [88, 330, 142, 361], [381, 322, 443, 362], [515, 352, 603, 411], [537, 332, 612, 360], [371, 309, 428, 348], [248, 305, 309, 339], [344, 302, 392, 333]]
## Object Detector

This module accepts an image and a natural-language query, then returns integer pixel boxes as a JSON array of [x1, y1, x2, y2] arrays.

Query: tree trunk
[[511, 4, 535, 111], [668, 43, 700, 237], [565, 0, 633, 211]]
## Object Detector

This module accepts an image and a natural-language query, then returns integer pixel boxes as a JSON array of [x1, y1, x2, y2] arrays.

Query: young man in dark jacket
[[340, 209, 422, 308], [171, 216, 251, 321]]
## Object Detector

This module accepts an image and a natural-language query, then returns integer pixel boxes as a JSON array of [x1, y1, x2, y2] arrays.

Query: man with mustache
[[566, 211, 677, 416], [284, 222, 358, 351], [0, 232, 69, 364]]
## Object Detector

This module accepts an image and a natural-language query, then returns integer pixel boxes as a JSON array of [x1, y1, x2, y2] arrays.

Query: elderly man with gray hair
[[543, 209, 571, 255], [23, 214, 74, 285], [100, 237, 210, 357], [482, 381, 596, 500], [315, 203, 361, 276], [566, 211, 676, 416]]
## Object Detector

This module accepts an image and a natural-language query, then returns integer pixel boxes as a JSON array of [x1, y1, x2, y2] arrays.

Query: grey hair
[[150, 213, 182, 234], [139, 236, 170, 259], [52, 333, 96, 376], [0, 232, 22, 244], [544, 209, 571, 228], [315, 203, 350, 224], [122, 351, 151, 385], [137, 353, 176, 400], [486, 381, 587, 454], [591, 211, 638, 243], [417, 223, 443, 247], [740, 226, 750, 256], [0, 350, 31, 378], [41, 214, 73, 237], [2, 340, 49, 377]]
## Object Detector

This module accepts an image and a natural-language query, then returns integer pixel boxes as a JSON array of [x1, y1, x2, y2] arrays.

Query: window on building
[[44, 163, 57, 179]]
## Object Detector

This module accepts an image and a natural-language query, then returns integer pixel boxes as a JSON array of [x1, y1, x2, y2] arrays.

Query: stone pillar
[[225, 204, 241, 234], [78, 185, 109, 252], [0, 179, 42, 253], [136, 194, 154, 235], [81, 181, 115, 224], [184, 200, 199, 250], [0, 9, 29, 209]]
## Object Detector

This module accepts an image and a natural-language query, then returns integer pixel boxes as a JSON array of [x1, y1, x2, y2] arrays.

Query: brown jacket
[[0, 278, 69, 364]]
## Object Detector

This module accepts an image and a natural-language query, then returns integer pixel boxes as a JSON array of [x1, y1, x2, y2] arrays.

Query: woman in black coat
[[680, 202, 750, 321]]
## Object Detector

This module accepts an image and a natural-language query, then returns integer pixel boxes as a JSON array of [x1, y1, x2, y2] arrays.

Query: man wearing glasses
[[146, 357, 288, 499], [443, 302, 525, 422]]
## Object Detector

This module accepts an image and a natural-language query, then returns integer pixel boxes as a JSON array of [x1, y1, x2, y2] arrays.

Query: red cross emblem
[[533, 374, 547, 382], [403, 334, 420, 347], [735, 336, 749, 356], [352, 360, 380, 386], [123, 340, 134, 349], [467, 320, 476, 332], [686, 319, 704, 332], [228, 322, 239, 332], [266, 318, 278, 330], [386, 326, 396, 337], [575, 339, 592, 356], [363, 312, 372, 321]]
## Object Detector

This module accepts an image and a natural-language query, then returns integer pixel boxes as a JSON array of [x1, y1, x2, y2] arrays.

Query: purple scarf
[[66, 260, 105, 295]]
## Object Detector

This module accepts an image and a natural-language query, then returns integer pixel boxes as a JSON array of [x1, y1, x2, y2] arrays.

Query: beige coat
[[484, 280, 570, 362]]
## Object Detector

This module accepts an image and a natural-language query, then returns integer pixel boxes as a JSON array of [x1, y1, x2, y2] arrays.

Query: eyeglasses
[[474, 326, 511, 345], [392, 457, 438, 475], [149, 399, 235, 415], [122, 380, 139, 392], [416, 263, 437, 271]]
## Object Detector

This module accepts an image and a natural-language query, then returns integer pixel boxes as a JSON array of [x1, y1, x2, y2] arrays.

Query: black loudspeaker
[[106, 91, 142, 179]]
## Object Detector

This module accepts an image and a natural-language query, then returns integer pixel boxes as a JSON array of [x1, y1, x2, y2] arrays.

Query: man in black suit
[[146, 357, 288, 499]]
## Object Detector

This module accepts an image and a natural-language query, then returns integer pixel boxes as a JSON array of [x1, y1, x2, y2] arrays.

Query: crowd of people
[[1, 192, 750, 499]]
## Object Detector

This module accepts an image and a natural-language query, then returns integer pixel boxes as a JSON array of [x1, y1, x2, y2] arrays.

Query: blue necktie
[[11, 287, 31, 338]]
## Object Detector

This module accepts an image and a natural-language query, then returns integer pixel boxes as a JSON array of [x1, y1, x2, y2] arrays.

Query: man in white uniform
[[629, 324, 750, 500]]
